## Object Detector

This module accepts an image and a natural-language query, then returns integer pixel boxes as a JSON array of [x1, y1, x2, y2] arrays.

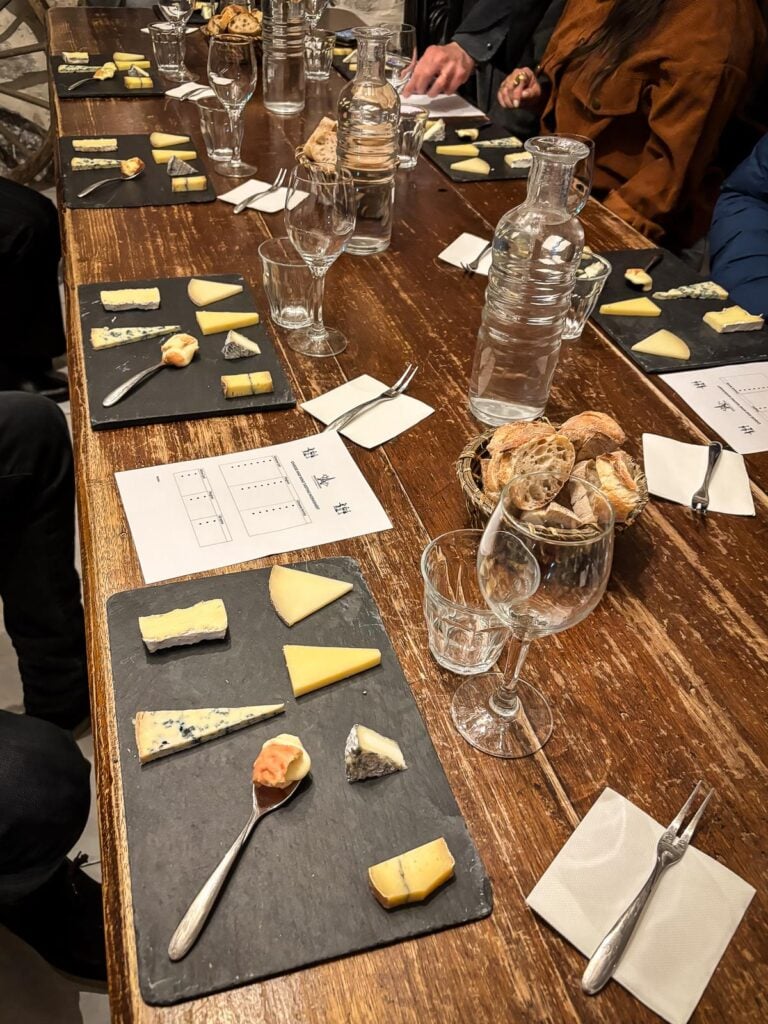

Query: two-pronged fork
[[322, 364, 418, 434], [461, 241, 492, 275], [233, 168, 287, 214], [582, 780, 714, 995]]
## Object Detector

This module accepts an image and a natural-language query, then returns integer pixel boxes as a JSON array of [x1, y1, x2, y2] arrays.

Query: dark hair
[[569, 0, 669, 94]]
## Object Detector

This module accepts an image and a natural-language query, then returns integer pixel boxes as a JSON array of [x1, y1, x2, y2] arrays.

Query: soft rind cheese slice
[[196, 310, 260, 335], [93, 63, 116, 81], [139, 598, 228, 652], [345, 724, 407, 782], [135, 704, 285, 764], [269, 564, 352, 626], [220, 371, 273, 398], [72, 157, 120, 171], [149, 131, 190, 148], [100, 287, 160, 311], [598, 297, 661, 317], [423, 119, 445, 142], [283, 645, 381, 696], [72, 138, 118, 152], [63, 51, 89, 63], [702, 305, 764, 333], [450, 157, 491, 175], [436, 143, 479, 157], [222, 330, 261, 360], [187, 278, 244, 307], [631, 329, 690, 360], [171, 175, 207, 192], [90, 324, 180, 349], [252, 734, 311, 788], [504, 152, 532, 168], [152, 148, 197, 164], [161, 332, 199, 367], [368, 838, 455, 908]]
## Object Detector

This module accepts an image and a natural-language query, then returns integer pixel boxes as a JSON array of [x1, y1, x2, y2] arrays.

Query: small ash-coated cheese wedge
[[345, 724, 407, 782]]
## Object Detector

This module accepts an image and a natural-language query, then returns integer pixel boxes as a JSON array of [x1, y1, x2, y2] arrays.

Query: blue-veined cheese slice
[[135, 704, 285, 763], [90, 324, 180, 349]]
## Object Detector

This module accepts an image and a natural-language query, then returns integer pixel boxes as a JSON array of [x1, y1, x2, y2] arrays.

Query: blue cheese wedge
[[127, 63, 150, 78], [423, 118, 445, 142], [99, 287, 161, 311], [71, 157, 121, 171], [477, 136, 523, 149], [135, 704, 285, 764], [345, 724, 407, 782], [166, 155, 197, 177], [72, 138, 118, 152], [652, 281, 728, 300], [139, 598, 228, 652], [90, 324, 180, 349], [57, 64, 103, 73], [222, 330, 261, 359]]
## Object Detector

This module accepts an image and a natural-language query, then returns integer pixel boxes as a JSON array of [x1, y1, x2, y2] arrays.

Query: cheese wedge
[[283, 645, 381, 696], [269, 564, 353, 626], [113, 51, 146, 62], [598, 297, 661, 317], [631, 329, 690, 360], [345, 724, 407, 782], [450, 157, 491, 175], [71, 157, 120, 171], [139, 598, 228, 652], [702, 305, 764, 334], [436, 143, 479, 157], [222, 330, 261, 359], [117, 59, 151, 71], [504, 152, 532, 168], [252, 734, 311, 788], [187, 278, 244, 307], [135, 704, 285, 764], [150, 131, 191, 149], [368, 838, 455, 908], [93, 63, 116, 81], [72, 138, 117, 152], [63, 51, 89, 63], [100, 287, 160, 311], [196, 310, 260, 335], [423, 119, 445, 142], [456, 128, 479, 141], [124, 76, 154, 89], [171, 175, 208, 192], [90, 324, 180, 349], [152, 149, 198, 165], [220, 371, 273, 398], [166, 156, 197, 177]]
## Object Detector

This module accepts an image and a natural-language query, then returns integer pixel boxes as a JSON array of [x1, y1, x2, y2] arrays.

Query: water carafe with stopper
[[337, 26, 399, 255], [262, 0, 305, 116], [468, 135, 589, 424]]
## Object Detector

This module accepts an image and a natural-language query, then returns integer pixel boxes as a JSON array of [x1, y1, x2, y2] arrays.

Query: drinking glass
[[562, 133, 594, 215], [157, 0, 198, 82], [258, 237, 313, 329], [384, 22, 417, 94], [452, 472, 615, 758], [563, 254, 612, 340], [284, 165, 356, 357], [421, 530, 516, 675], [195, 95, 234, 162], [149, 22, 182, 77], [302, 0, 328, 34], [208, 34, 258, 177], [397, 103, 428, 169], [304, 28, 334, 80]]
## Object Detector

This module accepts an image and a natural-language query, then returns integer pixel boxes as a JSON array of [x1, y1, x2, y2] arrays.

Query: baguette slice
[[505, 434, 575, 510]]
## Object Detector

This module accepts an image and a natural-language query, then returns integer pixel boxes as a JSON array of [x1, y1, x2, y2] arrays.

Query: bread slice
[[595, 450, 639, 523], [569, 459, 612, 525], [520, 502, 585, 530], [558, 411, 625, 460], [487, 420, 555, 456], [505, 434, 576, 510], [303, 116, 338, 168]]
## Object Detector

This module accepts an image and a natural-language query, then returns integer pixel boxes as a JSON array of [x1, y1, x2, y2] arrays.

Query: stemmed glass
[[563, 133, 595, 215], [452, 472, 615, 758], [207, 34, 258, 177], [384, 23, 417, 94], [158, 0, 198, 82], [302, 0, 329, 37], [284, 165, 356, 357]]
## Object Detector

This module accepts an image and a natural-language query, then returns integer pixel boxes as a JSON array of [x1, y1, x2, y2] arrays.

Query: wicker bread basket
[[456, 424, 649, 538]]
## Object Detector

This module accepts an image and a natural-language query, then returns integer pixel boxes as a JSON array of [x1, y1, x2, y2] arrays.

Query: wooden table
[[49, 10, 768, 1023]]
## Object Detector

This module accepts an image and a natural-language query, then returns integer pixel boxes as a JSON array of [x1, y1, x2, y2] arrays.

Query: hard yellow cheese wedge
[[631, 329, 690, 360], [436, 143, 479, 157], [598, 297, 661, 317], [149, 131, 191, 148], [196, 310, 260, 335], [113, 51, 146, 62], [450, 157, 490, 175], [125, 76, 153, 89], [220, 371, 273, 398], [187, 278, 244, 307], [269, 564, 353, 626], [152, 149, 198, 164], [171, 175, 208, 192], [116, 59, 151, 71], [139, 598, 227, 652], [135, 704, 285, 764], [368, 838, 455, 908], [283, 645, 381, 696]]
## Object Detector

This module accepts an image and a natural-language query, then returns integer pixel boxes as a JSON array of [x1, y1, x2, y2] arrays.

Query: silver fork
[[582, 780, 714, 995], [691, 442, 723, 515], [233, 168, 287, 214], [322, 364, 418, 434], [461, 241, 492, 275]]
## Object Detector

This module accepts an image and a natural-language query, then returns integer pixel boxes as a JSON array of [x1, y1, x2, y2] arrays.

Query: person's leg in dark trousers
[[0, 393, 89, 728]]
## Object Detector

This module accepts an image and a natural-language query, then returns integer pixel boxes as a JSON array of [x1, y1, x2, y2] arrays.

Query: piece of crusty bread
[[559, 410, 625, 461], [487, 420, 554, 456], [505, 434, 576, 510], [595, 450, 640, 523], [520, 501, 584, 529], [303, 116, 338, 168]]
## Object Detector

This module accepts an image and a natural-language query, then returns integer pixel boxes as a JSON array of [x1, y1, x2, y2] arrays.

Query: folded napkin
[[218, 179, 306, 214], [166, 81, 214, 100], [642, 434, 754, 516], [302, 374, 434, 449], [406, 92, 485, 118], [527, 788, 755, 1024], [438, 233, 492, 275]]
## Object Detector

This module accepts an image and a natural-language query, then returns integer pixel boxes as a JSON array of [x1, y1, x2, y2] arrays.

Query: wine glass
[[562, 133, 594, 215], [302, 0, 329, 36], [158, 0, 198, 82], [452, 472, 615, 758], [284, 165, 356, 357], [207, 34, 258, 177], [384, 23, 417, 94]]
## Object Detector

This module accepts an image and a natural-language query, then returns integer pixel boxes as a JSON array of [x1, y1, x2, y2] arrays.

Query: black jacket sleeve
[[452, 0, 553, 65]]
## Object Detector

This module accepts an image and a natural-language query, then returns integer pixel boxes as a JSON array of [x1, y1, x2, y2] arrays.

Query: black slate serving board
[[108, 558, 492, 1006], [51, 53, 166, 99], [592, 248, 768, 374], [60, 134, 216, 210], [421, 122, 530, 183], [78, 273, 295, 429]]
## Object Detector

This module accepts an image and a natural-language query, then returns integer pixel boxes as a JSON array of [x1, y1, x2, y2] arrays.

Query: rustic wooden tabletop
[[49, 9, 768, 1023]]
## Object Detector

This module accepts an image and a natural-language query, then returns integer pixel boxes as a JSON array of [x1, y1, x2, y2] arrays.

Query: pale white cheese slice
[[138, 598, 228, 652], [100, 287, 160, 311], [269, 564, 352, 626]]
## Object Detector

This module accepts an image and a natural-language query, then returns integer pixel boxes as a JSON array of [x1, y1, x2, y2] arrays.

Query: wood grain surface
[[49, 10, 768, 1024]]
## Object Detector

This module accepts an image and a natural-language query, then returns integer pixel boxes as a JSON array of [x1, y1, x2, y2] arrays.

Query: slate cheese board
[[51, 54, 166, 99], [78, 273, 295, 429], [59, 134, 215, 210], [421, 122, 530, 183], [107, 557, 492, 1006], [592, 249, 768, 374]]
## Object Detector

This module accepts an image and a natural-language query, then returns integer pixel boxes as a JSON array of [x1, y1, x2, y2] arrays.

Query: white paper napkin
[[302, 374, 434, 448], [438, 232, 491, 275], [527, 788, 755, 1024], [642, 434, 754, 516], [218, 179, 307, 214], [165, 81, 214, 100], [406, 92, 485, 118]]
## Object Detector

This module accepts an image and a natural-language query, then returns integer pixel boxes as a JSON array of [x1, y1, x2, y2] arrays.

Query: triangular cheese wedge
[[269, 564, 353, 626], [598, 297, 661, 317], [151, 149, 198, 165], [283, 645, 381, 696], [113, 52, 146, 62], [135, 704, 285, 764], [187, 278, 244, 307], [150, 131, 191, 149], [631, 329, 690, 360], [449, 157, 490, 175], [195, 310, 260, 335]]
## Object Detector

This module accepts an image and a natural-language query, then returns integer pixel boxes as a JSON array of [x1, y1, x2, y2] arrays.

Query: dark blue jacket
[[710, 134, 768, 316]]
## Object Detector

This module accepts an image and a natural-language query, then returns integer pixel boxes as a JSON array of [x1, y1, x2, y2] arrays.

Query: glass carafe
[[468, 136, 589, 424], [337, 26, 400, 255], [262, 0, 306, 116]]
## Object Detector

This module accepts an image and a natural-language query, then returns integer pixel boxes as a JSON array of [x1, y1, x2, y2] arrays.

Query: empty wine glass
[[284, 165, 356, 357], [207, 34, 258, 177], [302, 0, 329, 36], [158, 0, 198, 82], [384, 22, 417, 94], [452, 472, 615, 758], [562, 133, 594, 215]]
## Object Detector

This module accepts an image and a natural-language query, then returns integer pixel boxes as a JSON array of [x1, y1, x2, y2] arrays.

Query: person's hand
[[497, 67, 542, 109], [403, 43, 475, 98]]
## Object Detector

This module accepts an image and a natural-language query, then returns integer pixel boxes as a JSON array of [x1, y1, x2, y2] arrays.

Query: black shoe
[[0, 855, 107, 985], [30, 695, 91, 733], [17, 371, 69, 403]]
